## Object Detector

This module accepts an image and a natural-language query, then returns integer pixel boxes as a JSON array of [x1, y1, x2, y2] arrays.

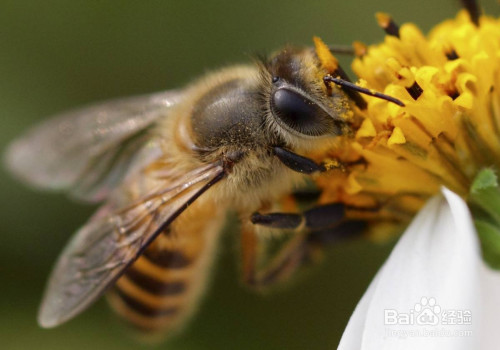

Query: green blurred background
[[1, 1, 498, 349]]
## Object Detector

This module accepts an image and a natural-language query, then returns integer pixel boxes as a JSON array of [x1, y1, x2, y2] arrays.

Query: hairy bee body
[[105, 65, 307, 333], [162, 64, 307, 208], [5, 46, 352, 339], [108, 199, 224, 334]]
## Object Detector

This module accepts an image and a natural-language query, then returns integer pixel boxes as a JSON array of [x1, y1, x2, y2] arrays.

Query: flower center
[[312, 7, 500, 241]]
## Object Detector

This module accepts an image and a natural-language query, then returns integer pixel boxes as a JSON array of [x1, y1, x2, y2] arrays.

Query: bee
[[5, 46, 357, 337]]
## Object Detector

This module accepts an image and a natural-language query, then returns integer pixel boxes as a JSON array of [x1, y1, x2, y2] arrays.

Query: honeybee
[[5, 46, 356, 337]]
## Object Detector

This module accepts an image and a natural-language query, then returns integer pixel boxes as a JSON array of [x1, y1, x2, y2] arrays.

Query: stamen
[[448, 90, 460, 100], [461, 0, 480, 26], [406, 81, 423, 100], [353, 41, 368, 58], [402, 116, 469, 192], [376, 12, 400, 38], [324, 75, 405, 107], [445, 48, 459, 60], [328, 45, 355, 55], [313, 36, 340, 73]]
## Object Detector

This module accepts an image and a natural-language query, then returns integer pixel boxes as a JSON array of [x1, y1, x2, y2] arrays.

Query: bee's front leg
[[273, 146, 326, 174]]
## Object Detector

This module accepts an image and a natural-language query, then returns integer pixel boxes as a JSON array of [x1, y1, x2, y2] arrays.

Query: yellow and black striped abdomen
[[107, 202, 224, 336]]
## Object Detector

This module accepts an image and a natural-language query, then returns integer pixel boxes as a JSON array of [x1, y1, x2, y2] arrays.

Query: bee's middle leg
[[241, 202, 365, 290], [250, 202, 345, 231], [240, 220, 311, 290]]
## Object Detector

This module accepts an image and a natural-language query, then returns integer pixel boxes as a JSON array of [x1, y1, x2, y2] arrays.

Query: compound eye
[[271, 88, 338, 136]]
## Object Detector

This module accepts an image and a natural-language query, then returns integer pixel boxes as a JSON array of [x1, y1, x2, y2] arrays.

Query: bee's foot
[[307, 220, 367, 245]]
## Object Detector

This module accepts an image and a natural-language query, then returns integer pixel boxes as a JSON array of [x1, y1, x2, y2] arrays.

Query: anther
[[353, 41, 368, 58], [376, 12, 400, 38], [324, 76, 405, 107], [448, 90, 460, 100], [445, 48, 459, 61], [461, 0, 480, 26], [406, 81, 423, 100]]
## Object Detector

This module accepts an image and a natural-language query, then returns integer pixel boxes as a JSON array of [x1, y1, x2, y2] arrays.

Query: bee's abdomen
[[109, 250, 189, 330], [107, 208, 223, 336]]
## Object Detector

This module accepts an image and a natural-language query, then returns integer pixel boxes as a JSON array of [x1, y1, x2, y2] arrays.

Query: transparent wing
[[4, 90, 183, 202], [38, 162, 225, 328]]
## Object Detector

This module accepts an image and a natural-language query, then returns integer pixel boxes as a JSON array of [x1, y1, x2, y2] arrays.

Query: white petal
[[338, 188, 483, 350], [479, 262, 500, 349]]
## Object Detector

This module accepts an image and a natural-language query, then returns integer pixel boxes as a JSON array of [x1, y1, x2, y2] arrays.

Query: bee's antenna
[[323, 65, 367, 110], [324, 75, 405, 107], [314, 36, 404, 108]]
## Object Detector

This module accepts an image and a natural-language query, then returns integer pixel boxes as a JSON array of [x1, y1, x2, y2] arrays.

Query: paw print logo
[[414, 297, 441, 326]]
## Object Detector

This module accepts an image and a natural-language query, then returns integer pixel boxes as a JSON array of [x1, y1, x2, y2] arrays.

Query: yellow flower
[[323, 6, 500, 348], [313, 9, 500, 241]]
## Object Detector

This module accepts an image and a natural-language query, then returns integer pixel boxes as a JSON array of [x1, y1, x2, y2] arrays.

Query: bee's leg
[[273, 146, 326, 174], [240, 203, 365, 290], [307, 220, 366, 245], [240, 220, 311, 289], [251, 202, 344, 231]]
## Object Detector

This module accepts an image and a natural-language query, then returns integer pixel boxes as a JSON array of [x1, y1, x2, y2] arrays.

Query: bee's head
[[260, 47, 350, 146]]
